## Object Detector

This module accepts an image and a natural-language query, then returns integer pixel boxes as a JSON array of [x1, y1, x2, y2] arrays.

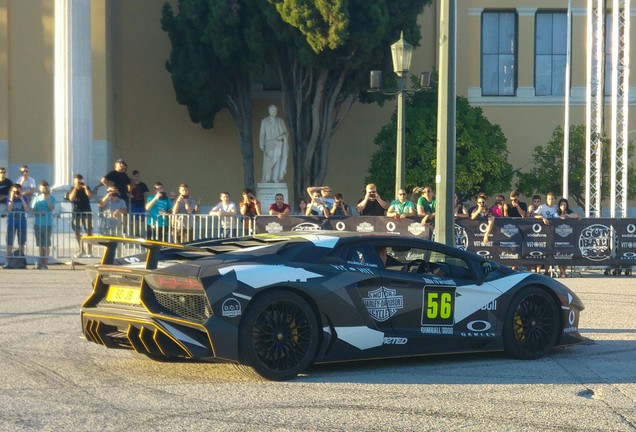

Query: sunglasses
[[21, 170, 28, 173], [478, 201, 485, 205], [398, 193, 406, 196]]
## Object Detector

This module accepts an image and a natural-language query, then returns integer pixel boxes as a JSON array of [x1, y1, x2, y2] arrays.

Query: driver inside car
[[375, 246, 403, 270]]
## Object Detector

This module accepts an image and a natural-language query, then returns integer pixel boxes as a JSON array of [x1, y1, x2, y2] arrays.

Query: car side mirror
[[477, 260, 500, 284], [482, 260, 500, 274]]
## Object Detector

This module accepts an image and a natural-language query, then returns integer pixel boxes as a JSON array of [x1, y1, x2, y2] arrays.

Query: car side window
[[344, 245, 382, 268], [380, 245, 475, 280], [428, 251, 474, 279], [385, 246, 429, 273], [348, 248, 366, 264]]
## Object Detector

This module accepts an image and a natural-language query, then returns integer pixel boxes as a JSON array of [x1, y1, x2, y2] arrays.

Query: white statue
[[259, 104, 289, 183]]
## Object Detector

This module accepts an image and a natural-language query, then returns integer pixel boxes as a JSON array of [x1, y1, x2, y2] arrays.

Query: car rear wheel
[[503, 287, 560, 360], [239, 291, 319, 381]]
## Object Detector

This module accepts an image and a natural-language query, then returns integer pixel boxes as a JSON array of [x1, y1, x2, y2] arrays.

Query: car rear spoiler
[[81, 235, 206, 270]]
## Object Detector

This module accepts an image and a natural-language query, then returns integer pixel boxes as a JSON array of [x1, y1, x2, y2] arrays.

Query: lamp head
[[390, 31, 413, 77]]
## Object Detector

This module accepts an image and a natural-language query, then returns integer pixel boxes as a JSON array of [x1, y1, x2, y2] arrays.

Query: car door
[[378, 242, 479, 355], [340, 244, 394, 334]]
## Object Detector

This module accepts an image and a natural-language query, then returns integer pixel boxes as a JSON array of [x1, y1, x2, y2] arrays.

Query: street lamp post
[[370, 32, 414, 199], [392, 33, 413, 200]]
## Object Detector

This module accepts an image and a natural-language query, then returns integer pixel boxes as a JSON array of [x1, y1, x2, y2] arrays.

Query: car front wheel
[[503, 287, 560, 360], [239, 291, 319, 381]]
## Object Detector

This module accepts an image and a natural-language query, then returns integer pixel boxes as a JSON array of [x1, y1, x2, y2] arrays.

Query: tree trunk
[[227, 78, 255, 191], [278, 52, 356, 204]]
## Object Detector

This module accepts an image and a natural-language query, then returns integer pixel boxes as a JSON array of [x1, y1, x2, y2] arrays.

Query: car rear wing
[[81, 236, 207, 270]]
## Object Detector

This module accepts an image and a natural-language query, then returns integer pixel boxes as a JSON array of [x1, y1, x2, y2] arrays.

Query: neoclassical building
[[0, 1, 634, 210]]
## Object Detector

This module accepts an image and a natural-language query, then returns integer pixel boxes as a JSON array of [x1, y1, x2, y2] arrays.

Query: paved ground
[[0, 267, 634, 431]]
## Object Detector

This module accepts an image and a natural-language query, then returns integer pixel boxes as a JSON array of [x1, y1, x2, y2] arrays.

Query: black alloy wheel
[[503, 287, 560, 360], [239, 291, 319, 381]]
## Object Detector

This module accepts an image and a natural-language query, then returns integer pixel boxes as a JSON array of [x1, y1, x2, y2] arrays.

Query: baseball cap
[[116, 158, 127, 165]]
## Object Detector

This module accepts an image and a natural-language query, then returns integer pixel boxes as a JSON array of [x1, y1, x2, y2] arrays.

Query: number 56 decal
[[421, 285, 456, 326]]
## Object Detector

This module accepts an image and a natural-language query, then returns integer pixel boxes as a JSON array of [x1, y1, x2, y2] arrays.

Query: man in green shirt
[[387, 188, 416, 219]]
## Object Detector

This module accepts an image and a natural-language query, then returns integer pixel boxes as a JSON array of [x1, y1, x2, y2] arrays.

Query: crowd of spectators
[[0, 157, 583, 273]]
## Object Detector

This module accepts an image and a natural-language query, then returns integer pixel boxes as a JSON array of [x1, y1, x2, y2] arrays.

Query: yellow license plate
[[106, 286, 142, 305]]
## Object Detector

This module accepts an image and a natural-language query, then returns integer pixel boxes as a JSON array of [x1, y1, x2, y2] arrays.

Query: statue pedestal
[[256, 183, 289, 211]]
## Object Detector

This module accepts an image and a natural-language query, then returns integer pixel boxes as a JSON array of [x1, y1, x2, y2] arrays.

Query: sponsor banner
[[255, 216, 431, 238], [255, 216, 635, 268], [451, 220, 497, 259], [491, 219, 523, 261], [517, 221, 553, 260], [576, 220, 617, 263], [617, 221, 636, 262], [451, 219, 524, 261], [552, 221, 578, 262], [577, 219, 618, 265]]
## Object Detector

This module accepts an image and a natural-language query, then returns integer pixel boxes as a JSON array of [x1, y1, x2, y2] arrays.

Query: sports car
[[80, 232, 585, 381]]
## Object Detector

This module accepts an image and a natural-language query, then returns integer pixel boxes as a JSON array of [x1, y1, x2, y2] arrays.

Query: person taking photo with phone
[[4, 184, 31, 268], [145, 182, 172, 241], [171, 183, 197, 243], [356, 183, 388, 216], [239, 188, 261, 235], [66, 174, 94, 258]]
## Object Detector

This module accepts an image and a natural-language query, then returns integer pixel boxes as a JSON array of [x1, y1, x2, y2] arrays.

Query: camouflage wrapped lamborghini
[[80, 232, 584, 380]]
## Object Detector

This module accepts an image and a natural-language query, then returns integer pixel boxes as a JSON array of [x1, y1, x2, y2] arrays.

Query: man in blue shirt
[[4, 184, 30, 268], [31, 180, 56, 269], [145, 182, 172, 241]]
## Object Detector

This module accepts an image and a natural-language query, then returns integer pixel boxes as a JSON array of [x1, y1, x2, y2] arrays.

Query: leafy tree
[[161, 0, 268, 190], [273, 0, 431, 201], [516, 124, 636, 208], [161, 0, 430, 200], [366, 86, 513, 201]]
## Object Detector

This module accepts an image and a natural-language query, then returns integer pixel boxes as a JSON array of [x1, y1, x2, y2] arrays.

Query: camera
[[159, 191, 167, 198], [79, 181, 85, 186]]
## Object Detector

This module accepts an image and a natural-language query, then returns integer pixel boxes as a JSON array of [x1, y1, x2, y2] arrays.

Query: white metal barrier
[[0, 211, 253, 265]]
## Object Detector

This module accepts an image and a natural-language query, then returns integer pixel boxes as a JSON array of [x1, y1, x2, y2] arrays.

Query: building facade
[[0, 0, 634, 210]]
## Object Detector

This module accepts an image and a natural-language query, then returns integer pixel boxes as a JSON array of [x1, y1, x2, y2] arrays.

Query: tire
[[503, 287, 560, 360], [239, 291, 319, 381]]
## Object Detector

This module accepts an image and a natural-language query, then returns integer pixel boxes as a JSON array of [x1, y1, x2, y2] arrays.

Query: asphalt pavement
[[0, 267, 634, 431]]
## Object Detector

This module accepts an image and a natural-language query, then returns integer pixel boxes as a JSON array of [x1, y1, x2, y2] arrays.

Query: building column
[[54, 0, 92, 188]]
